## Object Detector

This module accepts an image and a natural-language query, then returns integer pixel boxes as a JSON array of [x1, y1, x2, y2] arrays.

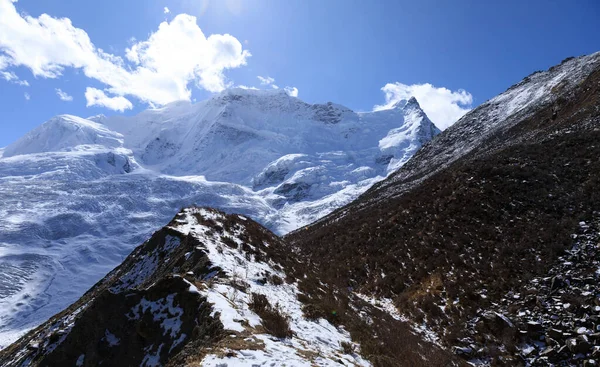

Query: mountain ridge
[[0, 207, 455, 366]]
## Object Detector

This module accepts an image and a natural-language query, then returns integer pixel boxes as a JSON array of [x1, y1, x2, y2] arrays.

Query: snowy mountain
[[0, 88, 440, 348]]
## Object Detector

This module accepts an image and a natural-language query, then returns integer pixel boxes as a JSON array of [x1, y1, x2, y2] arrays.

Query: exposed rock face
[[39, 277, 219, 367]]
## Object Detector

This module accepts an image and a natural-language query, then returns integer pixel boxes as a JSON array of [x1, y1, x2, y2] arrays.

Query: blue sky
[[0, 0, 598, 147]]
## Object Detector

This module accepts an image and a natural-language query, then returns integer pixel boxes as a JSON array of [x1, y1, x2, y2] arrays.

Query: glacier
[[0, 88, 440, 347]]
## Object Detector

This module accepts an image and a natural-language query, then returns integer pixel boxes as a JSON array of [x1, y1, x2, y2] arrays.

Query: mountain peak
[[407, 96, 419, 105], [2, 115, 124, 158], [388, 96, 421, 111]]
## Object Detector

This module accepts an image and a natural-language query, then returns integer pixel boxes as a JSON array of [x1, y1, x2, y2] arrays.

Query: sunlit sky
[[0, 0, 598, 146]]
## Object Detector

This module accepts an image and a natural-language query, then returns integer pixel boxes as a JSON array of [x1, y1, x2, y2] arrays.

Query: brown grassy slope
[[286, 61, 600, 358]]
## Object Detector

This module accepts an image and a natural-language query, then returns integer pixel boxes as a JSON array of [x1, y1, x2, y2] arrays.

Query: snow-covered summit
[[36, 88, 436, 185], [3, 115, 124, 157]]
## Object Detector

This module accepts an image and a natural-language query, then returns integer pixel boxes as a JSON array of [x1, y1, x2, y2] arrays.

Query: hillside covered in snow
[[0, 88, 440, 348]]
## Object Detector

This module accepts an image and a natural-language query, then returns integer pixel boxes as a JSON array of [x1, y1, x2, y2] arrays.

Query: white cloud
[[0, 1, 251, 108], [85, 87, 132, 112], [284, 86, 298, 97], [24, 92, 30, 100], [374, 82, 473, 130], [55, 88, 73, 101], [0, 54, 8, 69], [257, 75, 274, 85], [0, 70, 29, 86], [163, 7, 170, 14], [237, 85, 259, 90], [257, 75, 280, 89]]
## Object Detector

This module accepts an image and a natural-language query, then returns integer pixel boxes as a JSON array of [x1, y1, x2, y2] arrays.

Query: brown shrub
[[248, 293, 292, 338], [270, 275, 284, 286], [340, 341, 354, 354]]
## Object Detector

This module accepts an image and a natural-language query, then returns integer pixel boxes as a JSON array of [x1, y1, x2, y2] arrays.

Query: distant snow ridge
[[0, 87, 439, 348], [3, 115, 124, 157]]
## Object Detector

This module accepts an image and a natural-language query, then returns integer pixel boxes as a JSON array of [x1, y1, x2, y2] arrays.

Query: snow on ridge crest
[[167, 207, 371, 366]]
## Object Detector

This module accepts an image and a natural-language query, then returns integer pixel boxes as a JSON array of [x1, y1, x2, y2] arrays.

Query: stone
[[574, 335, 592, 354], [527, 321, 544, 335], [452, 346, 473, 356], [546, 328, 563, 340], [566, 338, 577, 353], [540, 346, 556, 357]]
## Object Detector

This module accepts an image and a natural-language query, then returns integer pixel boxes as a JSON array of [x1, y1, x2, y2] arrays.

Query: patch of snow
[[104, 329, 120, 347], [129, 294, 183, 338], [141, 343, 163, 367], [355, 293, 442, 346]]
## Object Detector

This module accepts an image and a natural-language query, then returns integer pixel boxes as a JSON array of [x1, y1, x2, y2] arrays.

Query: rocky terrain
[[465, 217, 600, 366]]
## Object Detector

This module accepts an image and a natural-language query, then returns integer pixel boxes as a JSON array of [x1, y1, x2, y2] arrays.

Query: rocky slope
[[0, 89, 439, 347], [287, 51, 600, 365], [0, 208, 454, 366]]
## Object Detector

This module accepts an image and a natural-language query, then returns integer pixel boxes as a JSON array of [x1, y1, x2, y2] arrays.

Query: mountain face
[[287, 51, 600, 365], [0, 89, 439, 348], [0, 208, 454, 366]]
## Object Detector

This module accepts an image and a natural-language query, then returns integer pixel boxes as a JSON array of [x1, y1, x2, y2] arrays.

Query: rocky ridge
[[0, 208, 454, 366]]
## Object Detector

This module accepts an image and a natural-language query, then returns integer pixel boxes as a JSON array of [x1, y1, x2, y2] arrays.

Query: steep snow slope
[[95, 89, 438, 185], [0, 88, 439, 348]]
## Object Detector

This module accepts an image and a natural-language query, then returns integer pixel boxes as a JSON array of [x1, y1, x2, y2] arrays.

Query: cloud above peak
[[374, 82, 473, 130], [0, 0, 250, 108], [55, 88, 73, 101], [284, 86, 298, 97], [257, 75, 280, 89], [254, 75, 298, 95], [257, 75, 274, 85], [85, 87, 132, 112]]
